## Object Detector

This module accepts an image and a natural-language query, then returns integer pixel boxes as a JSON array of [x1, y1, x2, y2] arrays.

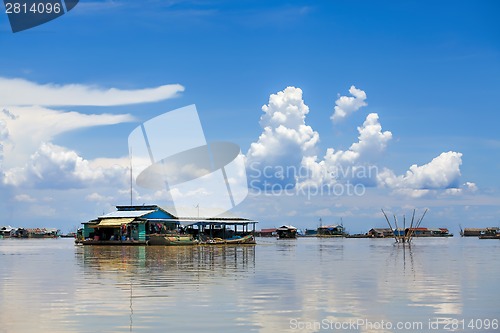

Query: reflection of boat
[[276, 225, 297, 239], [148, 234, 198, 246]]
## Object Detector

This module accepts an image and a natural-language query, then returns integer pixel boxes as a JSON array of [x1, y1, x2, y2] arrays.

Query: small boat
[[203, 234, 256, 245], [276, 225, 297, 239], [148, 233, 198, 246]]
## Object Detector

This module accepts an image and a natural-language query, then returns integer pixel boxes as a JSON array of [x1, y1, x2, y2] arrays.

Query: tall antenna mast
[[129, 147, 133, 206]]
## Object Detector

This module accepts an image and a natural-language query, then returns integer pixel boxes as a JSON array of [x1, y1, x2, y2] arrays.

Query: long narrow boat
[[148, 234, 198, 246], [203, 234, 256, 245]]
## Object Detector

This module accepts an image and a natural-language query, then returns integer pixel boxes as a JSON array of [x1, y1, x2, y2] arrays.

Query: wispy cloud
[[0, 77, 184, 106], [1, 106, 135, 168]]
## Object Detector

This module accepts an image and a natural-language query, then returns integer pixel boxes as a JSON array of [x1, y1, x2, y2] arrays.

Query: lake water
[[0, 237, 499, 333]]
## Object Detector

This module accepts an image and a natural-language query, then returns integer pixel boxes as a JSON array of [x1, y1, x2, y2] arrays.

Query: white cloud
[[3, 142, 128, 189], [377, 151, 463, 190], [0, 106, 134, 168], [299, 113, 392, 187], [324, 113, 392, 164], [13, 194, 36, 202], [246, 87, 319, 185], [0, 77, 184, 106], [331, 85, 367, 122], [85, 192, 114, 202], [247, 86, 471, 200]]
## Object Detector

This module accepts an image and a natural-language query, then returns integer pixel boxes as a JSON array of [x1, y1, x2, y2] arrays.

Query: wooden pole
[[381, 209, 398, 242], [393, 214, 401, 242]]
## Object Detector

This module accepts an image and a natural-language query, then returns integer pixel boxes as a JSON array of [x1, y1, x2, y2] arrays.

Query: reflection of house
[[368, 228, 394, 238], [276, 225, 297, 239], [78, 205, 257, 245], [317, 225, 345, 237]]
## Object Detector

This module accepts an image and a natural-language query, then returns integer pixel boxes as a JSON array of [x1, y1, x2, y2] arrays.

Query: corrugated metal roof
[[98, 210, 155, 219], [97, 218, 135, 227], [181, 219, 258, 225]]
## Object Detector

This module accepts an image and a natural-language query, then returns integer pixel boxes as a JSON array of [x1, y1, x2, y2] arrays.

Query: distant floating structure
[[276, 225, 298, 239], [460, 226, 500, 238]]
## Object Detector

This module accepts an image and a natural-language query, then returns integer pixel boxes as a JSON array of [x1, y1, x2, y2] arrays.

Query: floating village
[[1, 205, 499, 243]]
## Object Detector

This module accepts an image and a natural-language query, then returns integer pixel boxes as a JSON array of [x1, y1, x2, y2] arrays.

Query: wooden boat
[[148, 233, 198, 246], [75, 239, 148, 246], [203, 234, 256, 245]]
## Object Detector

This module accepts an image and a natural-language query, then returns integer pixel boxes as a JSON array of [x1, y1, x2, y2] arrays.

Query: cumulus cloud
[[0, 77, 184, 106], [377, 151, 463, 190], [247, 86, 470, 198], [3, 142, 128, 189], [0, 106, 135, 168], [299, 113, 392, 187], [246, 87, 319, 185], [331, 85, 367, 122]]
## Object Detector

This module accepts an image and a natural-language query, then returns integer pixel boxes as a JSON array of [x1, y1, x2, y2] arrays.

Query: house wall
[[83, 225, 94, 238], [138, 223, 146, 241], [130, 223, 146, 241]]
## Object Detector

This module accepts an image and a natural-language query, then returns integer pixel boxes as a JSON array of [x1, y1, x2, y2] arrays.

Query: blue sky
[[0, 0, 499, 233]]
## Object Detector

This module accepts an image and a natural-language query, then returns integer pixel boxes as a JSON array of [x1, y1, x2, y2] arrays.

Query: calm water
[[0, 237, 499, 333]]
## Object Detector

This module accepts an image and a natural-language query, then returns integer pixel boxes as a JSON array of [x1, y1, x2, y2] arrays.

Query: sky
[[0, 0, 499, 233]]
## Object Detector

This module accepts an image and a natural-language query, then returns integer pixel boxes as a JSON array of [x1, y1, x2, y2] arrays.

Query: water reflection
[[1, 237, 499, 333], [74, 245, 256, 332], [77, 245, 255, 275]]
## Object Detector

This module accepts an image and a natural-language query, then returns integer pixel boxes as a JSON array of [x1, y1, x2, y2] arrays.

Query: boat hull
[[203, 234, 256, 245], [148, 234, 198, 246]]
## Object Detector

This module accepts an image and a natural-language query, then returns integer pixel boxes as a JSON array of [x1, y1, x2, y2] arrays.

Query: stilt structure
[[381, 208, 428, 244]]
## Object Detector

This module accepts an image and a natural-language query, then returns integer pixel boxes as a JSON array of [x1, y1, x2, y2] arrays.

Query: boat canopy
[[97, 217, 136, 228]]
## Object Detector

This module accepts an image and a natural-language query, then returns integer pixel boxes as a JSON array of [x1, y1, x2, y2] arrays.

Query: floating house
[[77, 205, 257, 246], [406, 227, 453, 237], [478, 227, 500, 239], [0, 226, 14, 238], [276, 225, 297, 239], [461, 227, 499, 237], [317, 224, 346, 237], [11, 228, 60, 238], [368, 228, 394, 238], [304, 229, 318, 237], [256, 228, 277, 237]]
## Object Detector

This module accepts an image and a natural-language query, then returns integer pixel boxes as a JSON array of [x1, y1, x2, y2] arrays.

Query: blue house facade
[[81, 205, 179, 245]]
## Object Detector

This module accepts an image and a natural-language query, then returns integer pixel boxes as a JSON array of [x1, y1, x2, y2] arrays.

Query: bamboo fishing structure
[[381, 208, 428, 244]]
